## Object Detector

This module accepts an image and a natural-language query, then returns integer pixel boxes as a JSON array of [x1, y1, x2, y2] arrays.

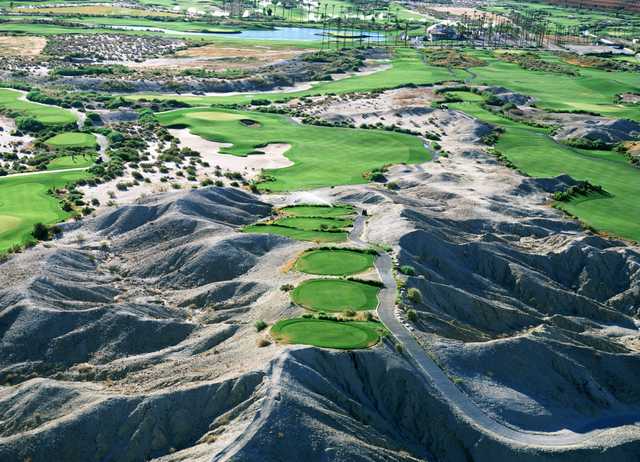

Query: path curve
[[348, 208, 640, 448]]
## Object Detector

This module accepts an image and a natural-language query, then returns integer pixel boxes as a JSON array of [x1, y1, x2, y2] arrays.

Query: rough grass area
[[270, 318, 382, 349], [292, 278, 380, 312], [295, 248, 375, 276], [242, 224, 348, 242], [157, 108, 428, 191], [281, 204, 355, 217], [0, 88, 76, 125], [450, 95, 640, 242], [45, 132, 96, 149], [0, 170, 89, 251]]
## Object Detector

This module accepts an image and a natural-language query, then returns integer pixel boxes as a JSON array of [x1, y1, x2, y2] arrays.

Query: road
[[350, 210, 640, 448]]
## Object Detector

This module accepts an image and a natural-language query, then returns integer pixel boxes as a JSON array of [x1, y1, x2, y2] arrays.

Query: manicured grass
[[157, 108, 429, 191], [281, 204, 355, 217], [243, 224, 348, 242], [0, 170, 89, 251], [292, 278, 380, 312], [464, 50, 640, 120], [129, 48, 467, 106], [295, 249, 375, 276], [0, 88, 76, 125], [45, 132, 97, 149], [47, 154, 95, 170], [449, 97, 640, 242], [271, 318, 383, 349], [275, 216, 351, 231]]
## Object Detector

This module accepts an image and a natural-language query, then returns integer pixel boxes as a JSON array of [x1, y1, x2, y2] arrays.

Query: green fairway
[[243, 224, 348, 242], [157, 108, 429, 191], [281, 204, 355, 218], [449, 96, 640, 242], [0, 88, 76, 125], [271, 318, 382, 349], [275, 216, 351, 231], [130, 49, 466, 106], [0, 170, 89, 251], [47, 154, 95, 170], [45, 132, 97, 149], [292, 278, 380, 312], [295, 248, 375, 276], [463, 50, 640, 120]]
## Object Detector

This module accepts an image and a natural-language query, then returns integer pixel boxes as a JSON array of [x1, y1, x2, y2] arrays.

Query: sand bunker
[[169, 128, 293, 176], [0, 36, 46, 57]]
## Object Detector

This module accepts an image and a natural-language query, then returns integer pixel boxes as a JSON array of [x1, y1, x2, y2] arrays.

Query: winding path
[[350, 210, 640, 448]]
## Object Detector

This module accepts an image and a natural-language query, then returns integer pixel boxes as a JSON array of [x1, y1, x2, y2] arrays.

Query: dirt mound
[[554, 118, 640, 146]]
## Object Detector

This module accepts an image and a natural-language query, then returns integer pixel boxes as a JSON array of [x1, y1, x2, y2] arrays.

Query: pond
[[110, 25, 385, 42]]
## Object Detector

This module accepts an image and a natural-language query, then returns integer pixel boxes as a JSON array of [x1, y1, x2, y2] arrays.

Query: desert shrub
[[399, 265, 416, 276], [255, 320, 268, 332], [407, 309, 418, 322], [256, 337, 271, 347], [407, 288, 422, 304]]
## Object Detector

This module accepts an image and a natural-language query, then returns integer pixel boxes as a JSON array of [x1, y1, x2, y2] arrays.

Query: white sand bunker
[[169, 128, 293, 177]]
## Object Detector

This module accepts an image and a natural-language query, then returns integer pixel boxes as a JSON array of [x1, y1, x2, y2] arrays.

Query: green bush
[[255, 320, 268, 332], [399, 265, 416, 276], [407, 309, 418, 322], [407, 288, 422, 304]]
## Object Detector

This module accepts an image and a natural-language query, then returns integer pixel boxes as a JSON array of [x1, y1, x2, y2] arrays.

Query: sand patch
[[0, 35, 46, 57], [169, 128, 293, 176], [177, 45, 307, 60]]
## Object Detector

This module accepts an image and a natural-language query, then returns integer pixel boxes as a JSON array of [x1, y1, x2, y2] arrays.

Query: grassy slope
[[45, 132, 96, 148], [292, 278, 380, 312], [450, 100, 640, 241], [131, 49, 466, 105], [0, 170, 89, 251], [243, 224, 348, 242], [295, 249, 375, 276], [281, 205, 355, 217], [157, 108, 429, 191], [0, 88, 76, 125], [464, 51, 640, 120], [271, 318, 382, 349]]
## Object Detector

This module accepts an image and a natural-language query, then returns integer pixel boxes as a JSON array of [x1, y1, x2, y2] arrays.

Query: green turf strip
[[281, 205, 355, 218], [292, 278, 380, 312], [157, 108, 428, 191], [271, 318, 382, 349], [0, 88, 77, 125], [129, 49, 466, 105], [45, 132, 96, 149], [0, 170, 89, 251], [243, 224, 348, 242], [449, 95, 640, 242], [274, 216, 351, 231], [295, 249, 375, 276]]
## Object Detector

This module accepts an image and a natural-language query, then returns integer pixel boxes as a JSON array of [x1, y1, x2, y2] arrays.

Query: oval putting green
[[271, 318, 381, 349], [292, 279, 380, 312], [295, 249, 375, 276], [45, 132, 96, 149]]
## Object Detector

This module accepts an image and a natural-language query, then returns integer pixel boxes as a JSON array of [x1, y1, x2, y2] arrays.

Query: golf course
[[0, 88, 77, 125], [157, 108, 429, 191], [448, 93, 640, 242], [0, 170, 89, 252]]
